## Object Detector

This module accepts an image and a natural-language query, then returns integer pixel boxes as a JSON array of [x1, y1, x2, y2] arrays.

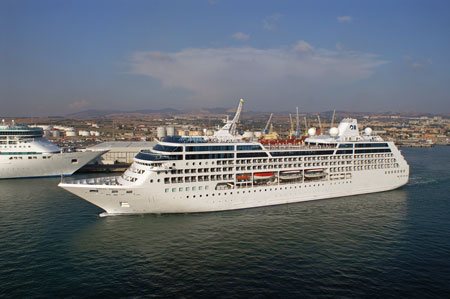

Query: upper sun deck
[[0, 121, 44, 137]]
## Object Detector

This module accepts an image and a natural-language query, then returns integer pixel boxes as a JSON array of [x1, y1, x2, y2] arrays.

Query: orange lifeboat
[[254, 172, 275, 180]]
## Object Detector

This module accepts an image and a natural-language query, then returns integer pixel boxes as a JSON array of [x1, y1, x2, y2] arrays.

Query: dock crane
[[289, 114, 294, 138], [264, 113, 273, 134]]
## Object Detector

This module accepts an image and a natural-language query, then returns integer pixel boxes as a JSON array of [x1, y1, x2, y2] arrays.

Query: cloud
[[294, 40, 314, 52], [336, 42, 343, 51], [231, 32, 249, 42], [263, 13, 282, 31], [337, 16, 353, 23], [127, 42, 387, 106], [404, 56, 433, 69], [69, 99, 89, 110]]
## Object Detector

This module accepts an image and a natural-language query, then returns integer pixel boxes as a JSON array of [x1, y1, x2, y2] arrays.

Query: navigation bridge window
[[339, 144, 353, 148], [355, 143, 388, 148], [163, 136, 207, 143], [136, 151, 183, 161], [153, 144, 183, 152], [186, 153, 234, 160], [237, 145, 263, 151], [186, 145, 234, 152]]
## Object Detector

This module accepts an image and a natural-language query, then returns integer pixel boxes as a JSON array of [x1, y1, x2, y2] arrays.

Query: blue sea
[[1, 147, 449, 298]]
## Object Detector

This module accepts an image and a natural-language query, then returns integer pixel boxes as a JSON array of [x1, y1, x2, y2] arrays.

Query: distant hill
[[66, 108, 182, 118], [65, 109, 123, 118], [134, 108, 181, 114]]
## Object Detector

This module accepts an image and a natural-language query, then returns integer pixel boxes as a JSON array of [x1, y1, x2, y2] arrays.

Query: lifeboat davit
[[254, 172, 275, 180]]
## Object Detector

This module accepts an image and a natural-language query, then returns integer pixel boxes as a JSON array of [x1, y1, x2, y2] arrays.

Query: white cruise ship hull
[[58, 111, 410, 216], [59, 167, 409, 215], [0, 151, 106, 179]]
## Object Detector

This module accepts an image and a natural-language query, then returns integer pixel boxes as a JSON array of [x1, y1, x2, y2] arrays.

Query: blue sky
[[1, 0, 450, 116]]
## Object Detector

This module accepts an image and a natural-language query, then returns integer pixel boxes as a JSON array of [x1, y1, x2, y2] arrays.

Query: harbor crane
[[264, 113, 273, 133]]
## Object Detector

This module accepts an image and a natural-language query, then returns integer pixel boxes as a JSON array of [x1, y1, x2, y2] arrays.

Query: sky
[[1, 0, 450, 116]]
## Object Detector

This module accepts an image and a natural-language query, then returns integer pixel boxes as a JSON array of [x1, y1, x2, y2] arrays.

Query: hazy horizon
[[2, 0, 450, 116]]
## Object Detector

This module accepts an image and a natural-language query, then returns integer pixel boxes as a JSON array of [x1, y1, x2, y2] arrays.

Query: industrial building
[[87, 141, 156, 165]]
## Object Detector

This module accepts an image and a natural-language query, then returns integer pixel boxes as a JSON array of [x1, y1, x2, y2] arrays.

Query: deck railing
[[63, 176, 120, 186]]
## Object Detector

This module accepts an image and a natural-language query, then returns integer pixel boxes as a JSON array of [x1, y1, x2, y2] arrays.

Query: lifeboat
[[304, 168, 326, 178], [254, 172, 275, 180], [280, 170, 302, 180]]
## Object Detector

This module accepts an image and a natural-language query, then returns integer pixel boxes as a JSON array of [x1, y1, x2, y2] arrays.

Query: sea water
[[0, 147, 449, 298]]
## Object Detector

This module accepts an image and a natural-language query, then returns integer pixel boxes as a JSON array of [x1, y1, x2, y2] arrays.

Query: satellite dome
[[329, 127, 339, 137], [308, 127, 316, 136], [364, 127, 373, 135]]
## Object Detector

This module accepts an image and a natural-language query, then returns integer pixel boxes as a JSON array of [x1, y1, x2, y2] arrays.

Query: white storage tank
[[38, 125, 52, 131], [157, 126, 166, 138], [166, 126, 175, 136], [79, 130, 90, 137], [242, 131, 254, 139], [66, 130, 77, 137]]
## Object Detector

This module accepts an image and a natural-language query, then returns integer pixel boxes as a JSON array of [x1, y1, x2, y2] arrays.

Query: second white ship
[[0, 121, 106, 179]]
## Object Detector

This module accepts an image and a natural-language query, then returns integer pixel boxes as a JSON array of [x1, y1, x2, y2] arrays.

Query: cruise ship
[[0, 120, 107, 179], [59, 100, 409, 216]]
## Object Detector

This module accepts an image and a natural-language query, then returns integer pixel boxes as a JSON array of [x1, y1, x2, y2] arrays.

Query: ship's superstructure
[[0, 121, 106, 179], [59, 100, 409, 215]]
